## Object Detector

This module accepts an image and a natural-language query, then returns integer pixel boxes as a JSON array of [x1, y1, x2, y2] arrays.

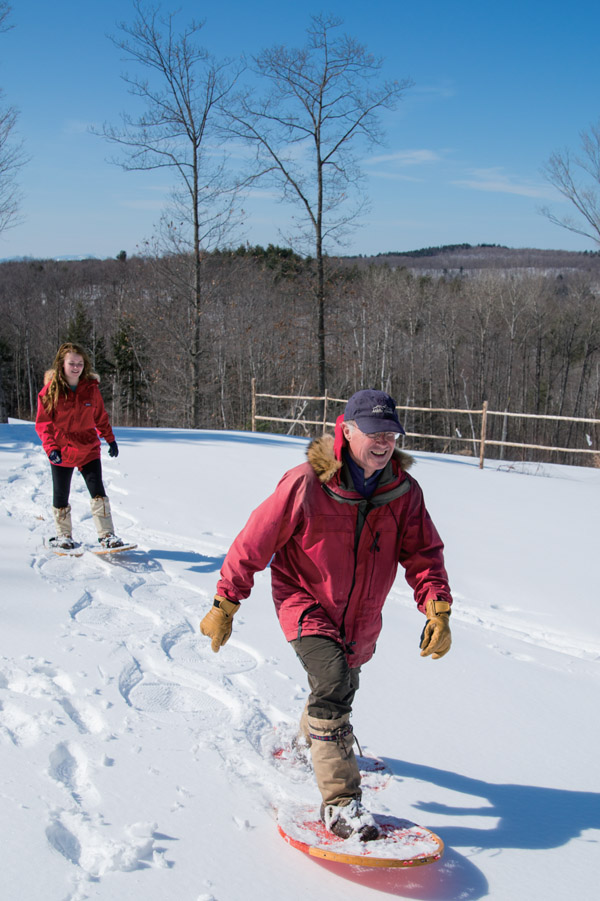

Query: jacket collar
[[306, 433, 414, 486]]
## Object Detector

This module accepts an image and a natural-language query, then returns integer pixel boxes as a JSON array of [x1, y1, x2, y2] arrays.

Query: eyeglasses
[[361, 430, 400, 442]]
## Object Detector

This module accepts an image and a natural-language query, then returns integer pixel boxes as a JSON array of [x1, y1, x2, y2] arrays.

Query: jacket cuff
[[425, 598, 451, 617], [213, 595, 240, 616]]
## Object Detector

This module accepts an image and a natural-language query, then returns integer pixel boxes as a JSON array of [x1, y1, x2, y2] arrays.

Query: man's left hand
[[200, 596, 240, 653], [420, 599, 452, 659]]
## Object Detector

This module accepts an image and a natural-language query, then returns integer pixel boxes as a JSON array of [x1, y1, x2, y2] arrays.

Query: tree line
[[0, 247, 598, 465]]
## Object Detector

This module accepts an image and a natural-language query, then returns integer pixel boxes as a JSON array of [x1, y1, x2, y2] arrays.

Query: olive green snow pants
[[291, 636, 362, 806]]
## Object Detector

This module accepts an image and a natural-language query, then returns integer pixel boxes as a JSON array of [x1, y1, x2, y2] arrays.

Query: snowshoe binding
[[320, 799, 381, 842], [48, 535, 76, 550], [98, 534, 125, 550]]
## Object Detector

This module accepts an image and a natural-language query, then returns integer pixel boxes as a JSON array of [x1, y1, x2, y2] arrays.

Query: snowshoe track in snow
[[0, 439, 326, 891]]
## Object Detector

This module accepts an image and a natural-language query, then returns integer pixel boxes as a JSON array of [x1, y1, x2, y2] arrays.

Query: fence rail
[[250, 379, 600, 469]]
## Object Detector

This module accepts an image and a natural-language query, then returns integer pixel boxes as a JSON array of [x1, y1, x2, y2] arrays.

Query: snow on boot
[[49, 535, 76, 550], [289, 732, 311, 768], [320, 799, 381, 842], [294, 702, 312, 749], [98, 534, 125, 549]]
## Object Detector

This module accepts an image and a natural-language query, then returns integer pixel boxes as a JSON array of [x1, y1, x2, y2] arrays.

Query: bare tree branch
[[94, 0, 243, 426], [540, 121, 600, 246], [227, 13, 412, 394], [0, 1, 12, 33], [95, 1, 242, 246], [0, 3, 28, 236]]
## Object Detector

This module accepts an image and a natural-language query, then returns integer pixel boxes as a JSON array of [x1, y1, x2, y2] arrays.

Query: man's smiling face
[[342, 422, 399, 478]]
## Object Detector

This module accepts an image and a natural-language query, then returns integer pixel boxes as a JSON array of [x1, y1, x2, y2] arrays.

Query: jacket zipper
[[340, 500, 375, 654]]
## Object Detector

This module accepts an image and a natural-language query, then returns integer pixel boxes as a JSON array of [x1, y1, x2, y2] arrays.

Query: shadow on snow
[[146, 548, 225, 573], [385, 758, 599, 852]]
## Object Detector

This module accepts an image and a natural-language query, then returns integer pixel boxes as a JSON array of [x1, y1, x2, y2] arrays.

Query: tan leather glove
[[420, 599, 452, 659], [200, 595, 240, 653]]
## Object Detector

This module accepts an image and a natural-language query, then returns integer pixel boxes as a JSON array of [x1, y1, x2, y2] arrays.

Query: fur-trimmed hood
[[307, 432, 414, 485]]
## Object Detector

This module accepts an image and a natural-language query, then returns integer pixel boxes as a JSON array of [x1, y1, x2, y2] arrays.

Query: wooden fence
[[250, 379, 600, 469]]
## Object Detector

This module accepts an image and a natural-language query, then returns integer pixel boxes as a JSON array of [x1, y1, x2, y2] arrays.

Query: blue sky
[[1, 0, 599, 260]]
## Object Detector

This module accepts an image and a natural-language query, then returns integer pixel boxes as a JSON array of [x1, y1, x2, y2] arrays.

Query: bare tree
[[540, 120, 600, 247], [95, 0, 242, 426], [0, 101, 22, 236], [229, 14, 411, 396], [0, 2, 27, 236]]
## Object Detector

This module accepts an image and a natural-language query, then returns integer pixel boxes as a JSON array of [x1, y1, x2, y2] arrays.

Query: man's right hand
[[420, 599, 452, 659], [200, 596, 240, 653], [48, 449, 62, 465]]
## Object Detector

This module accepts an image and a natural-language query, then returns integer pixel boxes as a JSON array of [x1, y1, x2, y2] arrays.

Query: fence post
[[479, 400, 488, 469], [322, 390, 329, 436], [251, 378, 256, 432]]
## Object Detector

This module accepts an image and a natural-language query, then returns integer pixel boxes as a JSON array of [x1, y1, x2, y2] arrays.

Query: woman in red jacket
[[35, 342, 124, 550]]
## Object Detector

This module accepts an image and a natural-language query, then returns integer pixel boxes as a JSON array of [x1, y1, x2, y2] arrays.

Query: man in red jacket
[[200, 389, 452, 841]]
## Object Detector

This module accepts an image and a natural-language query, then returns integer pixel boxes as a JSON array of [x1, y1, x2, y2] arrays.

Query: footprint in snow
[[48, 741, 101, 807], [2, 658, 107, 741], [126, 678, 231, 727], [161, 623, 258, 675], [58, 696, 107, 735], [45, 810, 165, 876], [71, 594, 157, 634], [0, 699, 43, 747]]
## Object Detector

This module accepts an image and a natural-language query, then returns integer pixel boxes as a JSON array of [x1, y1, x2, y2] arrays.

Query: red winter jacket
[[35, 376, 115, 470], [217, 431, 452, 667]]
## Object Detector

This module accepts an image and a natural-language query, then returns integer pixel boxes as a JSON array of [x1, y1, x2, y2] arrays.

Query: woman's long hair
[[42, 343, 96, 414]]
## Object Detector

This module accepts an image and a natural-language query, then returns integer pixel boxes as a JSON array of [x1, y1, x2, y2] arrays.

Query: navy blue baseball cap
[[343, 389, 405, 435]]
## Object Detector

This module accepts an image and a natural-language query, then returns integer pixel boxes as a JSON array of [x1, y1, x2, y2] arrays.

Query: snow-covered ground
[[1, 420, 599, 901]]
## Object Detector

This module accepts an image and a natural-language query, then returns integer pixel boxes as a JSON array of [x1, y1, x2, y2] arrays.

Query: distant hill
[[340, 243, 600, 275], [0, 254, 99, 264]]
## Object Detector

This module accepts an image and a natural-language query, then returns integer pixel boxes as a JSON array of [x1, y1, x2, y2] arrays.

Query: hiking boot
[[308, 713, 361, 806], [52, 505, 73, 545], [320, 799, 381, 842], [49, 535, 76, 550], [98, 534, 124, 549]]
